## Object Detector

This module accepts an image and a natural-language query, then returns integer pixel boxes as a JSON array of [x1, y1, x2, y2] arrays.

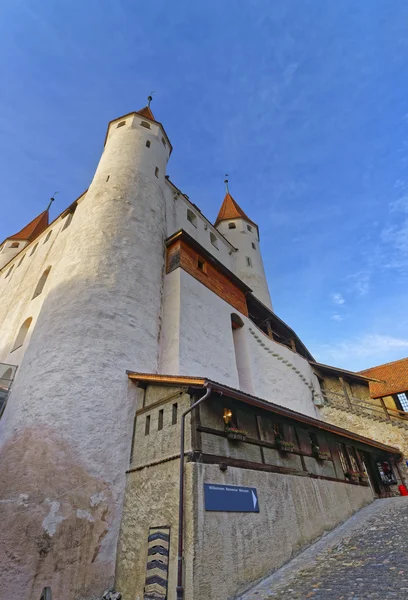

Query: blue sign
[[204, 483, 259, 512]]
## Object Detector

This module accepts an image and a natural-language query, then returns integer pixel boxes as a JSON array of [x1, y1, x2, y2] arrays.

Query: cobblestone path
[[240, 498, 408, 600]]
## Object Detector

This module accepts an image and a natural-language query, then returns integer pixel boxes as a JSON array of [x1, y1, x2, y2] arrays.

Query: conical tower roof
[[214, 192, 257, 227], [8, 210, 49, 242], [136, 105, 156, 121]]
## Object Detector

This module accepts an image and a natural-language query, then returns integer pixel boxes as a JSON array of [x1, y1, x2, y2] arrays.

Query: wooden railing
[[322, 388, 408, 424]]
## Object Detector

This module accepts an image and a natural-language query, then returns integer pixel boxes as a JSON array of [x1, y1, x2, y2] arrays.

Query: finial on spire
[[147, 91, 155, 108], [46, 192, 58, 212], [224, 174, 229, 194]]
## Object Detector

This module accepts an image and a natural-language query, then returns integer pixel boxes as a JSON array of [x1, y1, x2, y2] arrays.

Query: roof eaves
[[126, 372, 401, 455]]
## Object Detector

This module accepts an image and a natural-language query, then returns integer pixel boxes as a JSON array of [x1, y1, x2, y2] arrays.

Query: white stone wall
[[163, 182, 235, 270], [217, 217, 273, 309], [0, 239, 29, 270], [159, 269, 320, 419], [0, 115, 169, 599]]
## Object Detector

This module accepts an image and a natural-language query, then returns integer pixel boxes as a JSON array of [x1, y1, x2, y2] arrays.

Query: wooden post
[[379, 397, 391, 420], [289, 339, 296, 351], [339, 377, 352, 408], [266, 320, 273, 339]]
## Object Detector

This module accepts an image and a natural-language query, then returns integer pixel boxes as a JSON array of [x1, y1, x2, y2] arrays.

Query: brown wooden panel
[[165, 238, 248, 315], [297, 429, 312, 455]]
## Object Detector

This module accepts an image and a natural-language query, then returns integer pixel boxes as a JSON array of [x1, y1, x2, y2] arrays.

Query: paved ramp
[[238, 497, 408, 600]]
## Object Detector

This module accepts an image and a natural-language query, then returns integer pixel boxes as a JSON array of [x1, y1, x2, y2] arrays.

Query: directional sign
[[204, 483, 259, 512]]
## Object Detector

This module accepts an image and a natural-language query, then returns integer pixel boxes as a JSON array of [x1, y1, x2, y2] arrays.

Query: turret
[[0, 100, 171, 598], [214, 183, 273, 310], [0, 209, 49, 269]]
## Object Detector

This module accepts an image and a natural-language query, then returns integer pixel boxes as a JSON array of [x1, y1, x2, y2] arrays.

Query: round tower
[[0, 103, 171, 599], [215, 184, 273, 310]]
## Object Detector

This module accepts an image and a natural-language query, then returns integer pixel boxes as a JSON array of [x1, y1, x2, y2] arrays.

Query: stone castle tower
[[0, 102, 324, 599]]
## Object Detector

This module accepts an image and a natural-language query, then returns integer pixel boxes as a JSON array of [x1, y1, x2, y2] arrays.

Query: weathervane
[[224, 174, 229, 194], [147, 91, 155, 108]]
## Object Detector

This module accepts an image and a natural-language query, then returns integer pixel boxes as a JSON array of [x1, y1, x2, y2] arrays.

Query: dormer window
[[247, 225, 252, 232], [10, 242, 19, 248], [210, 232, 219, 249], [228, 223, 236, 229], [116, 121, 126, 128], [187, 210, 197, 228], [141, 121, 151, 129]]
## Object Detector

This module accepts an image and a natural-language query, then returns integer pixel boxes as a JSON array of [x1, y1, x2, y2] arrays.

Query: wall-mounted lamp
[[223, 408, 232, 425]]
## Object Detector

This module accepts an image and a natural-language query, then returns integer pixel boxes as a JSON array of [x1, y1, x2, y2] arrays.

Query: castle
[[0, 103, 404, 600]]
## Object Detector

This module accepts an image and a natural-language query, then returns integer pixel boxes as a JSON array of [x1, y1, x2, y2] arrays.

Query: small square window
[[247, 225, 252, 232], [210, 232, 219, 249], [187, 209, 197, 227], [141, 121, 151, 129], [162, 137, 166, 147], [116, 121, 126, 128], [228, 222, 236, 229], [251, 242, 256, 250], [197, 258, 206, 272], [146, 140, 151, 148]]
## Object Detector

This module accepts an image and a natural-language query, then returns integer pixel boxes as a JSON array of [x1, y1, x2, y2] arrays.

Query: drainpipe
[[177, 383, 212, 600]]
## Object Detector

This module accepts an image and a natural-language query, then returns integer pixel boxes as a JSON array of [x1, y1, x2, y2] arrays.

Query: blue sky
[[1, 0, 408, 371]]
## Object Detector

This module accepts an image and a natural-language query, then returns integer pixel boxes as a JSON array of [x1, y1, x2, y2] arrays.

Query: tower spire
[[147, 91, 154, 108], [46, 192, 58, 212], [224, 174, 229, 194]]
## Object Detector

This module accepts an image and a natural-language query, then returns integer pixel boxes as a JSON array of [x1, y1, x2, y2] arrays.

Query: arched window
[[146, 140, 151, 148], [187, 209, 197, 228], [116, 121, 126, 128], [210, 232, 219, 249], [30, 243, 38, 256], [228, 222, 236, 229], [43, 231, 52, 244], [32, 266, 51, 299], [5, 265, 14, 279], [10, 242, 19, 248], [11, 317, 32, 352], [140, 121, 151, 129]]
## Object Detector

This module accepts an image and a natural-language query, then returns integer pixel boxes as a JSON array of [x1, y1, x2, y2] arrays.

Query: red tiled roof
[[137, 105, 155, 121], [214, 192, 257, 227], [8, 210, 49, 242], [359, 357, 408, 398]]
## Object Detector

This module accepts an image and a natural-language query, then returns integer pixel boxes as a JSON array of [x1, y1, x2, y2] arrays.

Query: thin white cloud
[[331, 314, 344, 322], [316, 334, 408, 365], [332, 292, 345, 305]]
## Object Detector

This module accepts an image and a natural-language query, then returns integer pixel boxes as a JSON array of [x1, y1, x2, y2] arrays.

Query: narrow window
[[11, 317, 32, 352], [141, 121, 151, 129], [106, 175, 110, 182], [155, 167, 159, 178], [32, 266, 51, 299], [62, 205, 77, 232], [145, 415, 151, 436], [210, 232, 219, 249], [158, 409, 164, 430], [146, 140, 151, 148], [10, 242, 19, 248], [116, 121, 126, 128], [43, 231, 52, 244], [247, 225, 252, 232], [29, 243, 38, 256], [172, 403, 178, 425], [17, 255, 25, 267], [162, 137, 166, 147], [187, 209, 197, 227], [246, 256, 252, 267], [197, 258, 206, 272], [251, 242, 256, 249], [5, 265, 14, 279], [228, 222, 236, 229]]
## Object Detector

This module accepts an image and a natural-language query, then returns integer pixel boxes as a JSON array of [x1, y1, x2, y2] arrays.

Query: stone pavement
[[239, 498, 408, 600]]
